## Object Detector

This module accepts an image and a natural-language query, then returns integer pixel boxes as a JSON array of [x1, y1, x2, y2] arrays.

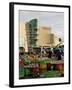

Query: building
[[19, 19, 38, 52], [19, 18, 62, 52], [37, 27, 52, 47], [25, 19, 38, 48], [53, 35, 61, 47], [37, 27, 60, 47], [19, 22, 28, 52]]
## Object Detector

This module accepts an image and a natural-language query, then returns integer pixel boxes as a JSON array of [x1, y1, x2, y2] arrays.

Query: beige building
[[19, 23, 61, 52], [37, 27, 51, 47], [53, 35, 61, 47], [19, 23, 28, 52], [37, 27, 60, 47], [48, 33, 61, 47]]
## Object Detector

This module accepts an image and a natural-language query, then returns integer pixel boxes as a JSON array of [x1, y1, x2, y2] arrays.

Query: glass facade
[[26, 19, 38, 47]]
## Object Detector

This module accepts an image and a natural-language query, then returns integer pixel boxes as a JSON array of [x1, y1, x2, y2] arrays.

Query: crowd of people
[[19, 47, 64, 79], [46, 48, 64, 60], [29, 47, 64, 60], [19, 46, 64, 62]]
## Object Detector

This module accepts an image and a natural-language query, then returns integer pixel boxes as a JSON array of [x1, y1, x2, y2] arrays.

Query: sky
[[19, 10, 64, 40]]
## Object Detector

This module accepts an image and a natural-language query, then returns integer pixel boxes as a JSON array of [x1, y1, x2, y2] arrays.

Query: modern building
[[19, 18, 62, 52], [25, 19, 38, 48]]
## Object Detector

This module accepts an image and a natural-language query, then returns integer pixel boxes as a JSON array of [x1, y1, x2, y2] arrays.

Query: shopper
[[48, 50, 52, 58], [56, 50, 62, 60]]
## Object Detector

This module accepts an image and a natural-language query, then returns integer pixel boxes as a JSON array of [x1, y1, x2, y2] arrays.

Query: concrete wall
[[37, 27, 52, 47]]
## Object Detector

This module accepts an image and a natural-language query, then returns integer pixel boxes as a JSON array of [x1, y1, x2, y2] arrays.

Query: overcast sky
[[19, 10, 64, 39]]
